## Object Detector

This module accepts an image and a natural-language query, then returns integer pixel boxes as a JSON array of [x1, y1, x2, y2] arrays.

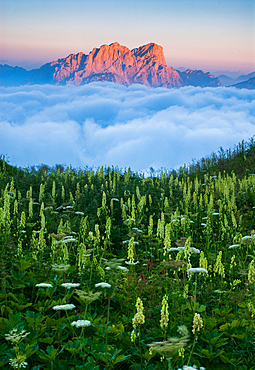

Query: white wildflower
[[61, 283, 80, 289], [117, 266, 128, 271], [190, 247, 200, 254], [125, 260, 140, 265], [35, 283, 53, 288], [9, 359, 28, 369], [168, 247, 185, 252], [187, 268, 208, 274], [228, 244, 240, 249], [95, 282, 111, 288], [52, 304, 76, 310], [5, 329, 30, 344], [242, 236, 253, 240], [71, 320, 91, 327]]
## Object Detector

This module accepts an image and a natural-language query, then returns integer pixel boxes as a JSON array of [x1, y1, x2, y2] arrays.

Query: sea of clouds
[[0, 82, 255, 173]]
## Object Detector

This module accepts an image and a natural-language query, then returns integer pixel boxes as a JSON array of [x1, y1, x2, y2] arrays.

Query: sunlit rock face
[[0, 42, 223, 88], [49, 42, 183, 88]]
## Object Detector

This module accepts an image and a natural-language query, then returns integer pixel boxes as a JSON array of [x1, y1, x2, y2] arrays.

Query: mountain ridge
[[217, 71, 255, 87], [0, 42, 222, 88]]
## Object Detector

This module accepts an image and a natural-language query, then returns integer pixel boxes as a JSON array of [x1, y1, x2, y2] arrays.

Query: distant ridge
[[0, 42, 222, 88], [230, 77, 255, 90], [217, 72, 255, 87]]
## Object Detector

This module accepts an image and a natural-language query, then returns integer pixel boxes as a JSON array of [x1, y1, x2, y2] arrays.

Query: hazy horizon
[[1, 46, 254, 80]]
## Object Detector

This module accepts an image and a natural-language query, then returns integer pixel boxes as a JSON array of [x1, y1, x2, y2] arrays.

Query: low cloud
[[0, 82, 255, 172]]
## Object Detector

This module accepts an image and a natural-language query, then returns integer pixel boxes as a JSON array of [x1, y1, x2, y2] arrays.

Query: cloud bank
[[0, 82, 255, 172]]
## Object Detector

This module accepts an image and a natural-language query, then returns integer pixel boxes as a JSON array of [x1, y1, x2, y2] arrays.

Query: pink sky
[[1, 0, 254, 75]]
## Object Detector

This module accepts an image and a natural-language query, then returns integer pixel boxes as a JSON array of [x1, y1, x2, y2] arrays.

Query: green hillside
[[0, 137, 255, 370]]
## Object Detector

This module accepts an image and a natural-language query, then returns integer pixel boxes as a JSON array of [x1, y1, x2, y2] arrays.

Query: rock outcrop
[[0, 42, 223, 88], [42, 42, 183, 88]]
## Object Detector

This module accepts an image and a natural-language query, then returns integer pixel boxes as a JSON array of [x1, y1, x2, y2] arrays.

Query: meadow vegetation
[[0, 137, 255, 370]]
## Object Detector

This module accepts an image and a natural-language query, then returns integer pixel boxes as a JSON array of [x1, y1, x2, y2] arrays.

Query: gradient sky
[[1, 0, 254, 75]]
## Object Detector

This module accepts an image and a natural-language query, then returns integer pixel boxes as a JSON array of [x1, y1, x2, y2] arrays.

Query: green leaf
[[46, 345, 58, 358], [220, 353, 231, 363], [232, 333, 246, 339], [38, 337, 53, 344], [112, 354, 125, 365]]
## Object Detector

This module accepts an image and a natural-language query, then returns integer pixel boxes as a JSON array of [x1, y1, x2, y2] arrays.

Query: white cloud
[[0, 82, 255, 172]]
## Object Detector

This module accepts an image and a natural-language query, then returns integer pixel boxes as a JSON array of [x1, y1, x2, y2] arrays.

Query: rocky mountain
[[177, 69, 222, 87], [0, 42, 222, 88]]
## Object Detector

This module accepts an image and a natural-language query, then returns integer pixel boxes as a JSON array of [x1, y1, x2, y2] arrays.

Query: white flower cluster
[[52, 304, 76, 311], [5, 329, 30, 345], [228, 244, 240, 249], [71, 320, 91, 327], [125, 260, 140, 265], [95, 282, 111, 288], [61, 283, 80, 289], [9, 359, 28, 369], [187, 268, 208, 274], [116, 265, 128, 271], [35, 283, 53, 288]]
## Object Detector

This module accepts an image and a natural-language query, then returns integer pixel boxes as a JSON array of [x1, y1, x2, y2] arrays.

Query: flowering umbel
[[5, 329, 30, 345], [132, 297, 145, 329]]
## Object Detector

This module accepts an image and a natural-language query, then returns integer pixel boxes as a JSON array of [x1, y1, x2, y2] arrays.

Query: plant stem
[[187, 336, 197, 366], [138, 329, 143, 367], [84, 303, 89, 318], [57, 310, 60, 370], [105, 296, 111, 368]]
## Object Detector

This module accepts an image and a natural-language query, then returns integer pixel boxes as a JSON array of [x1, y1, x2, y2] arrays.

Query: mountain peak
[[0, 42, 223, 88], [132, 43, 166, 65]]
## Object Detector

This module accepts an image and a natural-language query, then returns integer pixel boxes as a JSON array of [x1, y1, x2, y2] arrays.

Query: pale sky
[[0, 0, 255, 75]]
